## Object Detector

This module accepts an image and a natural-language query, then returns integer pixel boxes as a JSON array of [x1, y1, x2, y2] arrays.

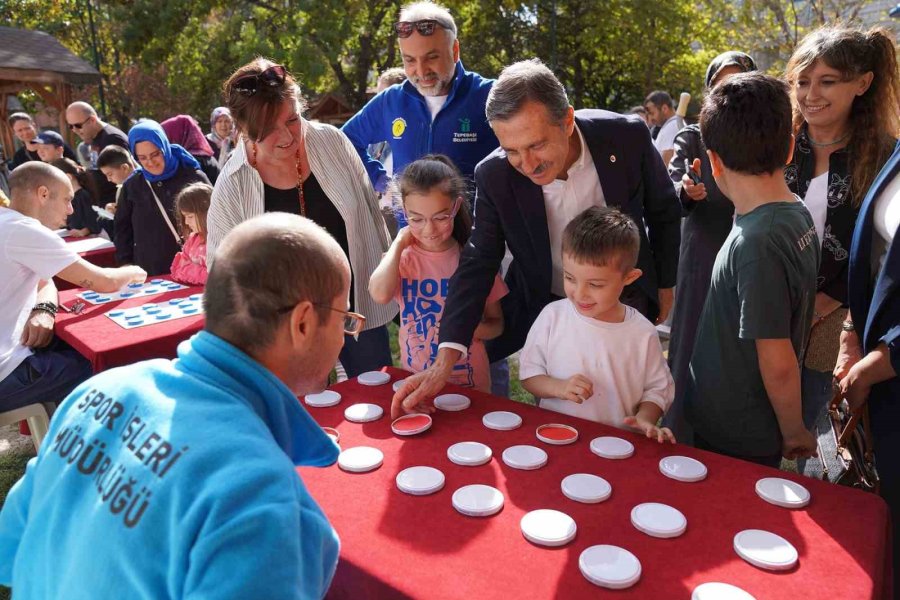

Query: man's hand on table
[[21, 310, 55, 348], [391, 348, 460, 419]]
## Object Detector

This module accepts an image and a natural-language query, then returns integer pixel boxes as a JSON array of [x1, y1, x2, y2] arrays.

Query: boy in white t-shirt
[[519, 206, 676, 442]]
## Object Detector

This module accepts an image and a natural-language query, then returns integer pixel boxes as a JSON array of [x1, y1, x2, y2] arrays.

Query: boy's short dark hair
[[699, 72, 792, 175], [96, 145, 133, 170], [561, 207, 640, 272]]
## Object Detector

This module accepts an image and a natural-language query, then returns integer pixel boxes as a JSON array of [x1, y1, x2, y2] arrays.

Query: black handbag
[[802, 390, 880, 493]]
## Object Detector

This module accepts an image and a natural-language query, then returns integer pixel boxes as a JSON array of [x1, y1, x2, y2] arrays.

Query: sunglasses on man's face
[[232, 65, 287, 96], [394, 19, 449, 38], [68, 117, 91, 131]]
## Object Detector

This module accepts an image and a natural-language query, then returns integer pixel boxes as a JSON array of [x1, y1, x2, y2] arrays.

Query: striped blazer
[[207, 120, 398, 330]]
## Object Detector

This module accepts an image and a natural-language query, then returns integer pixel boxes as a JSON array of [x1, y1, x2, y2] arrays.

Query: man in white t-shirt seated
[[644, 90, 679, 166], [0, 162, 146, 412]]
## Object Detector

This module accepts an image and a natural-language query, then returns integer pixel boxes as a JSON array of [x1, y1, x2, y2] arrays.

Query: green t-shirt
[[685, 200, 820, 457]]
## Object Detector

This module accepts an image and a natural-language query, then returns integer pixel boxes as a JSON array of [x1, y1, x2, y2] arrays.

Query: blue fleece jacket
[[341, 61, 498, 193], [0, 331, 340, 599]]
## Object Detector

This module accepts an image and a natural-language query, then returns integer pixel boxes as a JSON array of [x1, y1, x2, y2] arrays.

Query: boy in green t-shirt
[[684, 73, 820, 467]]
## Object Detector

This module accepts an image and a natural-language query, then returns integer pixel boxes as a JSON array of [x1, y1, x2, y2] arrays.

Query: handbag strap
[[830, 388, 874, 456], [145, 179, 182, 245]]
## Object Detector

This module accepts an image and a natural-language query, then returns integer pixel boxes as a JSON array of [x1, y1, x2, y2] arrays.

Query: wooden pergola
[[0, 26, 102, 158]]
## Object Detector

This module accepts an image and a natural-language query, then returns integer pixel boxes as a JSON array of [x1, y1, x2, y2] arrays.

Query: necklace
[[295, 148, 306, 216], [807, 131, 851, 147]]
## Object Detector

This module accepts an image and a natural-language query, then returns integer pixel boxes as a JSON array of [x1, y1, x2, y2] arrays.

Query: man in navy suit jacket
[[393, 59, 681, 416], [839, 141, 900, 577]]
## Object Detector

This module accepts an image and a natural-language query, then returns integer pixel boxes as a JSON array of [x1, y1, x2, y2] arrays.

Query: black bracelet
[[31, 301, 59, 316]]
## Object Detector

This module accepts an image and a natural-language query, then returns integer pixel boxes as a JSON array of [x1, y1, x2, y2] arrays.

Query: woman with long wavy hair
[[783, 26, 900, 450]]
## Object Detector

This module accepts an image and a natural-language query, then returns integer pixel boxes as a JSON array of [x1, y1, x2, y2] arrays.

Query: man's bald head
[[66, 101, 97, 120], [8, 162, 73, 228], [204, 213, 350, 354], [9, 162, 69, 204]]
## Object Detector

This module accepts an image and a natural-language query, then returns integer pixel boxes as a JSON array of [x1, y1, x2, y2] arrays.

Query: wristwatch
[[841, 320, 855, 332]]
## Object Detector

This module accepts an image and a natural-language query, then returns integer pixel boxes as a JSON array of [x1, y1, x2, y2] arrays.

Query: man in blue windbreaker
[[0, 213, 353, 599], [341, 1, 498, 195]]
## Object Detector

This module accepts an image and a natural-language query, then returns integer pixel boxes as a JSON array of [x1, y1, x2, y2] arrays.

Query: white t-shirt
[[542, 124, 606, 297], [654, 116, 679, 155], [518, 300, 674, 428], [0, 208, 79, 381], [424, 95, 447, 121], [803, 171, 829, 248], [872, 172, 900, 276]]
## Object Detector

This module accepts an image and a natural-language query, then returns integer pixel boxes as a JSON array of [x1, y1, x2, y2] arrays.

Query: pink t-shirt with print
[[395, 244, 507, 393]]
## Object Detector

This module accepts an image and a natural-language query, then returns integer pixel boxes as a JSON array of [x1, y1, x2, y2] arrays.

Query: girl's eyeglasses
[[404, 197, 461, 230]]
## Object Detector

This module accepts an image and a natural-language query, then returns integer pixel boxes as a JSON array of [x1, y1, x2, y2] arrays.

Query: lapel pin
[[610, 155, 617, 163]]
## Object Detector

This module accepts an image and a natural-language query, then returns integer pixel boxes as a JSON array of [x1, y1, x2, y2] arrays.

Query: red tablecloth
[[55, 278, 203, 372], [55, 235, 118, 291], [299, 367, 892, 600]]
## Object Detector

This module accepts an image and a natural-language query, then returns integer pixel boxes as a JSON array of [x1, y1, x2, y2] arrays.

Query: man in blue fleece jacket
[[341, 1, 498, 195], [0, 213, 355, 599]]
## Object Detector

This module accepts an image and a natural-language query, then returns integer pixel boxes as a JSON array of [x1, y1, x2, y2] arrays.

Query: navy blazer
[[440, 109, 681, 361], [848, 141, 900, 389]]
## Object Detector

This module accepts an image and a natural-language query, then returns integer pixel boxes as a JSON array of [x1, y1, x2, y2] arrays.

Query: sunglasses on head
[[232, 65, 287, 96], [394, 19, 449, 38]]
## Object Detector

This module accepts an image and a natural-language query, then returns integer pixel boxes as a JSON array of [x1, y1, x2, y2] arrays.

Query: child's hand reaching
[[558, 374, 593, 404], [623, 415, 676, 444]]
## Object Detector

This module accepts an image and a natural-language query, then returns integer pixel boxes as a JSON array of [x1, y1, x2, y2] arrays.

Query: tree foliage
[[0, 0, 885, 130]]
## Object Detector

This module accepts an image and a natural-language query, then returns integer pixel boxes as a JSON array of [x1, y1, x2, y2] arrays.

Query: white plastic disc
[[692, 582, 757, 600], [344, 403, 384, 423], [482, 411, 522, 431], [396, 466, 445, 496], [579, 545, 642, 590], [337, 446, 384, 473], [536, 423, 579, 445], [434, 393, 471, 411], [631, 502, 687, 538], [659, 455, 708, 482], [520, 509, 577, 547], [452, 484, 504, 517], [391, 413, 432, 436], [392, 379, 406, 392], [502, 445, 548, 470], [755, 477, 810, 509], [733, 529, 798, 571], [447, 441, 493, 466], [590, 436, 635, 459], [561, 473, 612, 504], [304, 390, 341, 408], [358, 371, 391, 386]]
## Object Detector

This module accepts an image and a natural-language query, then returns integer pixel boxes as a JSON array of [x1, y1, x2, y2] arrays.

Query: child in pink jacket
[[170, 183, 211, 286]]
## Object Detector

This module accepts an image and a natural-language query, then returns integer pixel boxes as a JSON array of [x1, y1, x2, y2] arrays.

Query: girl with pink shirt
[[370, 155, 507, 392], [169, 183, 211, 286]]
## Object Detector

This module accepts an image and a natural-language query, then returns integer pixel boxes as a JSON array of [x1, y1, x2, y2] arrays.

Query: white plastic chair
[[0, 403, 53, 452]]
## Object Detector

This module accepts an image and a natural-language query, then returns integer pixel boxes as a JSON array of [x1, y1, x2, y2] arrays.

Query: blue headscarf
[[128, 119, 201, 183]]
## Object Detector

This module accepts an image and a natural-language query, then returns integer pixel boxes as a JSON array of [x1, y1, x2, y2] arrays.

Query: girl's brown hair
[[786, 25, 900, 205], [223, 57, 307, 142], [175, 182, 212, 239], [392, 154, 473, 247]]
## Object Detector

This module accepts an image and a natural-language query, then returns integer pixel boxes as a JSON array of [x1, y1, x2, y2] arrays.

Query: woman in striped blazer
[[207, 58, 397, 377]]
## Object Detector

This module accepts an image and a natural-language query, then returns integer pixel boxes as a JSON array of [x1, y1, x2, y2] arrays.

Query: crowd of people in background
[[1, 0, 899, 597]]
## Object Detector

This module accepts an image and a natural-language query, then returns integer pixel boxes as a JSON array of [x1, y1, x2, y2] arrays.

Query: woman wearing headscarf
[[114, 120, 210, 275], [208, 58, 396, 377], [663, 51, 757, 443], [206, 107, 237, 167], [784, 26, 899, 432], [161, 114, 220, 184]]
